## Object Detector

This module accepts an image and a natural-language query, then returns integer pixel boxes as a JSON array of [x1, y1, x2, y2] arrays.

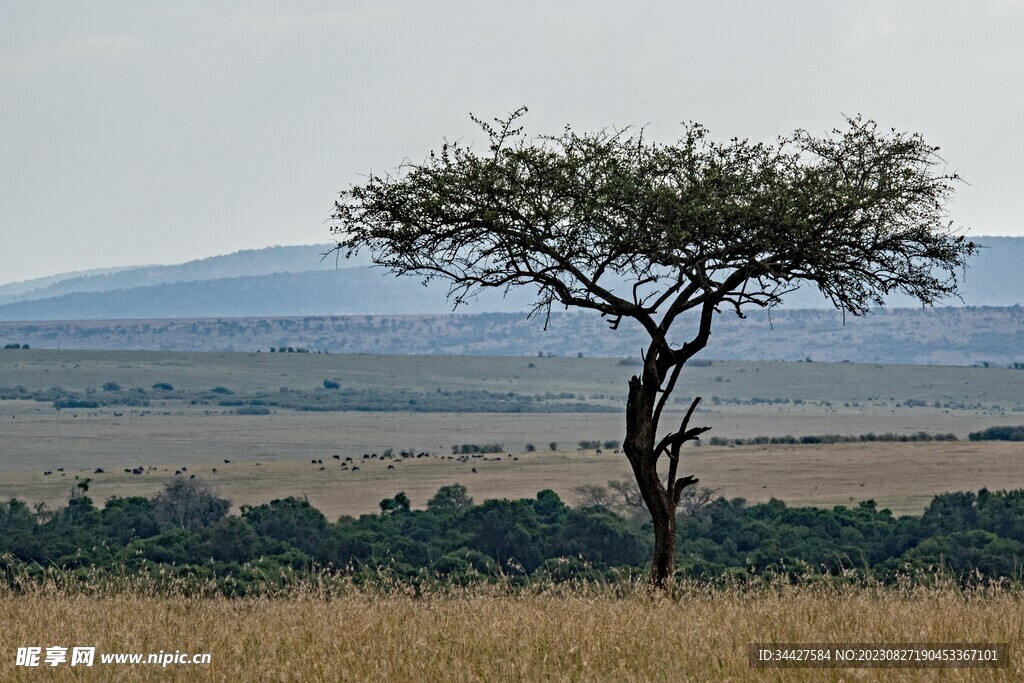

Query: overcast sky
[[2, 1, 1022, 284]]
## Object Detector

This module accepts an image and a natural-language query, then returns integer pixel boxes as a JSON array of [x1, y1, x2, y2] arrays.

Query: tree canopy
[[331, 108, 975, 339]]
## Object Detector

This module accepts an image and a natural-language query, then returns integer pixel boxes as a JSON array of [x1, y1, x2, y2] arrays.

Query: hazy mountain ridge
[[0, 269, 537, 321], [0, 237, 1019, 320], [0, 244, 347, 306]]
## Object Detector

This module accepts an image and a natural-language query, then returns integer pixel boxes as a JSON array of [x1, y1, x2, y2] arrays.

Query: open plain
[[2, 349, 1023, 517]]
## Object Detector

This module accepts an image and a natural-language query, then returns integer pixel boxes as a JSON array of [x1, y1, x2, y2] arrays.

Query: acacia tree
[[329, 108, 976, 586]]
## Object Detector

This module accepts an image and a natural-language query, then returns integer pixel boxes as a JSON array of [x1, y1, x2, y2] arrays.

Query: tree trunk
[[622, 344, 708, 588], [623, 363, 678, 587], [649, 494, 677, 586]]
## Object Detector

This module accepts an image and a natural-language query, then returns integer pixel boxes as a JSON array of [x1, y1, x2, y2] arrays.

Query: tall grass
[[1, 570, 1022, 681]]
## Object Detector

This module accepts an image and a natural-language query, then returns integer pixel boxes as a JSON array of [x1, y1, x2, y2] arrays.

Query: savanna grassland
[[4, 349, 1024, 680], [2, 349, 1024, 517], [1, 578, 1022, 681]]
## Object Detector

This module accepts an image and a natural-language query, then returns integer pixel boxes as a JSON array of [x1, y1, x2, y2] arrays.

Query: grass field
[[1, 579, 1020, 681], [2, 349, 1024, 517], [5, 348, 1024, 405]]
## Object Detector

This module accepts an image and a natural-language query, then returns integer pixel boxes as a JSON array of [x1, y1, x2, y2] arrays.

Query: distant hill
[[0, 245, 348, 306], [0, 236, 1019, 321], [0, 268, 537, 320]]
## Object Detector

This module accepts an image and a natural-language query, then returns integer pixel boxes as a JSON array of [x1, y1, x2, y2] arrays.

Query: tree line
[[2, 480, 1023, 594]]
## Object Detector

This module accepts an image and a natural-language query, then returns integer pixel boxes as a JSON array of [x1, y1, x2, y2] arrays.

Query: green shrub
[[969, 426, 1024, 441], [233, 406, 271, 415]]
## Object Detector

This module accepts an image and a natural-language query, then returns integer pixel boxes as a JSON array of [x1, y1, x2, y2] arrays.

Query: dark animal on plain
[[175, 470, 181, 475], [94, 468, 104, 474], [43, 471, 52, 475], [181, 466, 187, 472], [351, 466, 359, 471], [212, 468, 217, 473], [471, 468, 477, 473], [319, 466, 325, 471], [387, 464, 394, 470], [190, 474, 195, 479], [224, 459, 231, 464], [333, 455, 340, 460]]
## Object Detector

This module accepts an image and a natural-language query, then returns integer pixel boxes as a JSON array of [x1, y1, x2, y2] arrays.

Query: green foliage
[[969, 425, 1024, 441], [232, 406, 271, 415], [379, 492, 411, 515], [152, 479, 229, 532], [426, 484, 473, 515], [707, 431, 958, 447], [152, 383, 174, 391], [452, 443, 504, 454], [7, 485, 1024, 590]]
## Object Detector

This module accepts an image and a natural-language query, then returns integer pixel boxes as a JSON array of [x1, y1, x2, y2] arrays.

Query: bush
[[233, 406, 271, 415], [152, 383, 174, 391], [102, 382, 121, 392], [152, 479, 230, 532], [323, 379, 341, 390], [969, 426, 1024, 442], [452, 443, 504, 454], [53, 398, 99, 409]]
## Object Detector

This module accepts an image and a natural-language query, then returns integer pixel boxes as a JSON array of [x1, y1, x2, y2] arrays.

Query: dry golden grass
[[1, 578, 1022, 681]]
